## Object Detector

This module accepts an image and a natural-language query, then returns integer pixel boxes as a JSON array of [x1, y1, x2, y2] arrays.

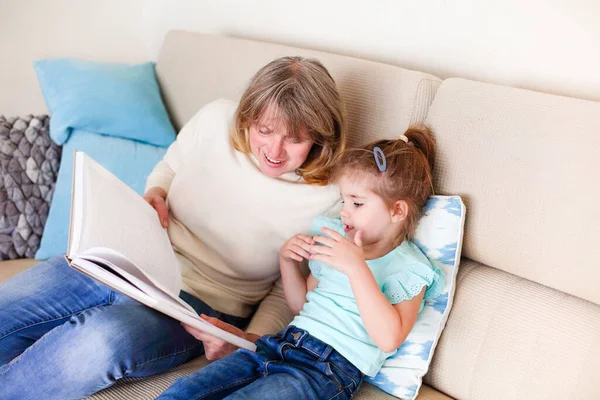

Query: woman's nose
[[269, 136, 285, 157]]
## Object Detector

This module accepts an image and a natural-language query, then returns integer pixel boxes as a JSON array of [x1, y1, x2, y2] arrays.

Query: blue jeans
[[159, 325, 364, 400], [0, 256, 251, 400]]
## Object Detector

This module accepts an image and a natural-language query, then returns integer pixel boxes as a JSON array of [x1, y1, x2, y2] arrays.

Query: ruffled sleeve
[[382, 262, 444, 305]]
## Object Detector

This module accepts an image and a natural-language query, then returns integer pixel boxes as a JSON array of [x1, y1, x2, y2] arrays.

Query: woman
[[0, 56, 346, 400]]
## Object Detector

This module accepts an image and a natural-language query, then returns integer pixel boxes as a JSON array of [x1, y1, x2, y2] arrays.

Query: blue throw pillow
[[35, 130, 167, 260], [33, 58, 176, 146]]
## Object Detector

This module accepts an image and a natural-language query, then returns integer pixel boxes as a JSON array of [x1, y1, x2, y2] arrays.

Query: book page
[[69, 257, 257, 352], [79, 248, 197, 314], [69, 152, 181, 298]]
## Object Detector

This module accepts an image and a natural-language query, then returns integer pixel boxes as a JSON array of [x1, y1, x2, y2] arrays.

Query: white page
[[70, 258, 257, 352], [69, 152, 181, 298], [79, 248, 196, 314]]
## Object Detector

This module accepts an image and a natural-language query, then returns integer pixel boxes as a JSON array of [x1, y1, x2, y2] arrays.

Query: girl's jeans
[[159, 325, 364, 400], [0, 256, 250, 400]]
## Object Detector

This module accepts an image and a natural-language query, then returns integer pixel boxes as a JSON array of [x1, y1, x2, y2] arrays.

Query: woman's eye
[[288, 137, 301, 144], [259, 129, 270, 135]]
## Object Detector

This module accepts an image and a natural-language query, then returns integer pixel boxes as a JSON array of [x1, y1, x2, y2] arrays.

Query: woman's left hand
[[311, 227, 367, 276], [181, 315, 258, 360]]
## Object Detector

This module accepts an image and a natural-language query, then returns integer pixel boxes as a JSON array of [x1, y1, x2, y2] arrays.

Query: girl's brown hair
[[231, 56, 346, 185], [334, 125, 436, 241]]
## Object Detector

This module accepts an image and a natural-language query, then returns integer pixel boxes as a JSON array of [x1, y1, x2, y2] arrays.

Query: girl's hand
[[142, 186, 169, 228], [280, 234, 315, 263], [311, 227, 366, 276], [181, 315, 259, 360]]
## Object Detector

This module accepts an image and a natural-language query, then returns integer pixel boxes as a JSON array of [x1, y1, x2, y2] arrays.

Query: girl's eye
[[353, 203, 363, 207]]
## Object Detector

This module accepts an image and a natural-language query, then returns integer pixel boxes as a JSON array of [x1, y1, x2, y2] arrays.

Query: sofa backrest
[[155, 30, 440, 148], [426, 78, 600, 305], [423, 78, 600, 400]]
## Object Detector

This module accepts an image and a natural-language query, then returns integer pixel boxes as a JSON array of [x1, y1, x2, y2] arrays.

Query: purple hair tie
[[373, 146, 386, 172]]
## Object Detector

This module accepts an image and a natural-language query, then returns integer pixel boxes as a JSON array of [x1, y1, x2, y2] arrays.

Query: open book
[[66, 151, 257, 352]]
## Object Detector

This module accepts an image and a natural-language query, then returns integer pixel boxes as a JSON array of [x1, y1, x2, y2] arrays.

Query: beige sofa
[[2, 30, 599, 400]]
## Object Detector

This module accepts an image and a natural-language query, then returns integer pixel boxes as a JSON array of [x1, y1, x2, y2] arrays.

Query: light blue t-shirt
[[290, 216, 444, 377]]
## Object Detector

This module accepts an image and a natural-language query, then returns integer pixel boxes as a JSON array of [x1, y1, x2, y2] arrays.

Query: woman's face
[[248, 105, 314, 178]]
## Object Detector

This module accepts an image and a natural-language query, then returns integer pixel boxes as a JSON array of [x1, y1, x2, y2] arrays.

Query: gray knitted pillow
[[0, 115, 61, 259]]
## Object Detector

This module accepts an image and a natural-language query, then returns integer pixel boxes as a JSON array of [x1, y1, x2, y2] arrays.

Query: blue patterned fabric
[[366, 195, 465, 399]]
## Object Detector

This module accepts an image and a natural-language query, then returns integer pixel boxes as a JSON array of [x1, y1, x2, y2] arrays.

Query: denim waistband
[[277, 325, 361, 378]]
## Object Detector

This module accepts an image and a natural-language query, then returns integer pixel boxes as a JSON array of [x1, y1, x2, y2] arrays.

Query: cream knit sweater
[[146, 99, 341, 336]]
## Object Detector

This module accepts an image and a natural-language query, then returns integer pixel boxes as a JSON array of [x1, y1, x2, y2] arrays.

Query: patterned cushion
[[367, 196, 465, 399], [0, 115, 61, 259]]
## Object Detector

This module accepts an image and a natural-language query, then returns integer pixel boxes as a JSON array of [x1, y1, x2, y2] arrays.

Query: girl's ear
[[390, 200, 408, 223]]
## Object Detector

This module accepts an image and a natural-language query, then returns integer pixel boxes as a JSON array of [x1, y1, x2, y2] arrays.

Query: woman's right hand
[[280, 234, 314, 262], [142, 187, 169, 228]]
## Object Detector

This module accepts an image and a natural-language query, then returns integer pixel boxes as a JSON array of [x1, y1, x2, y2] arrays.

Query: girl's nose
[[340, 207, 349, 218]]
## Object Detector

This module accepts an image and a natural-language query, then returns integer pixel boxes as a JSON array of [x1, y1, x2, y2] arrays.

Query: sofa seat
[[0, 259, 452, 400]]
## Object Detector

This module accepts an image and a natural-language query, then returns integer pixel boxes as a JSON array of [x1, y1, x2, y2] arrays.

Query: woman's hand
[[181, 315, 260, 360], [311, 227, 367, 277], [142, 186, 169, 228], [280, 234, 315, 262]]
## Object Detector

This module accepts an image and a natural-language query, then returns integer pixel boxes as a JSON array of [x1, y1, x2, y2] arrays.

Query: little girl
[[159, 126, 444, 400]]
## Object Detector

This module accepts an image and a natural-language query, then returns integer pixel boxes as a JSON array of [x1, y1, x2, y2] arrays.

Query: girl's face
[[248, 105, 314, 178], [338, 173, 404, 253]]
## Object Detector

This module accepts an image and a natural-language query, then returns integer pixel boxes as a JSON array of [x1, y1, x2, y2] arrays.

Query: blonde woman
[[0, 57, 346, 400]]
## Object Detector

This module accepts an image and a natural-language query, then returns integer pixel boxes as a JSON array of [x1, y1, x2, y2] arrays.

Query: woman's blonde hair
[[333, 125, 436, 241], [232, 56, 346, 185]]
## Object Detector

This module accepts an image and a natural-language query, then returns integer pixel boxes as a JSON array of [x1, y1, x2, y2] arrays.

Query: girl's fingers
[[283, 250, 303, 262], [311, 244, 333, 256], [354, 229, 364, 248], [295, 234, 315, 244], [312, 235, 337, 248], [290, 244, 311, 260], [293, 237, 314, 251], [320, 227, 344, 241]]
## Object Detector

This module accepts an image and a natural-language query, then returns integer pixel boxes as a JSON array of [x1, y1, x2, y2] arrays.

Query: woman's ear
[[390, 200, 408, 223]]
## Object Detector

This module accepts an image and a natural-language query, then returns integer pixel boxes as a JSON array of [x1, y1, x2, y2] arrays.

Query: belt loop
[[318, 345, 333, 362], [279, 325, 291, 338]]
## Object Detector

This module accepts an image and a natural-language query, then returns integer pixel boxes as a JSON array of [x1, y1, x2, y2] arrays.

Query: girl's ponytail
[[403, 125, 436, 173]]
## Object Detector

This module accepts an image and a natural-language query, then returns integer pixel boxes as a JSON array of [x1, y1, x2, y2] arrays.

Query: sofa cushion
[[85, 354, 451, 400], [0, 115, 61, 260], [424, 259, 600, 400], [0, 257, 39, 282], [425, 78, 600, 305], [33, 58, 176, 147]]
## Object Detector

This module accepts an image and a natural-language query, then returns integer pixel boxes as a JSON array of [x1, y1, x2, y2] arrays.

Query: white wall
[[0, 0, 147, 115], [140, 0, 600, 102], [2, 0, 600, 116]]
